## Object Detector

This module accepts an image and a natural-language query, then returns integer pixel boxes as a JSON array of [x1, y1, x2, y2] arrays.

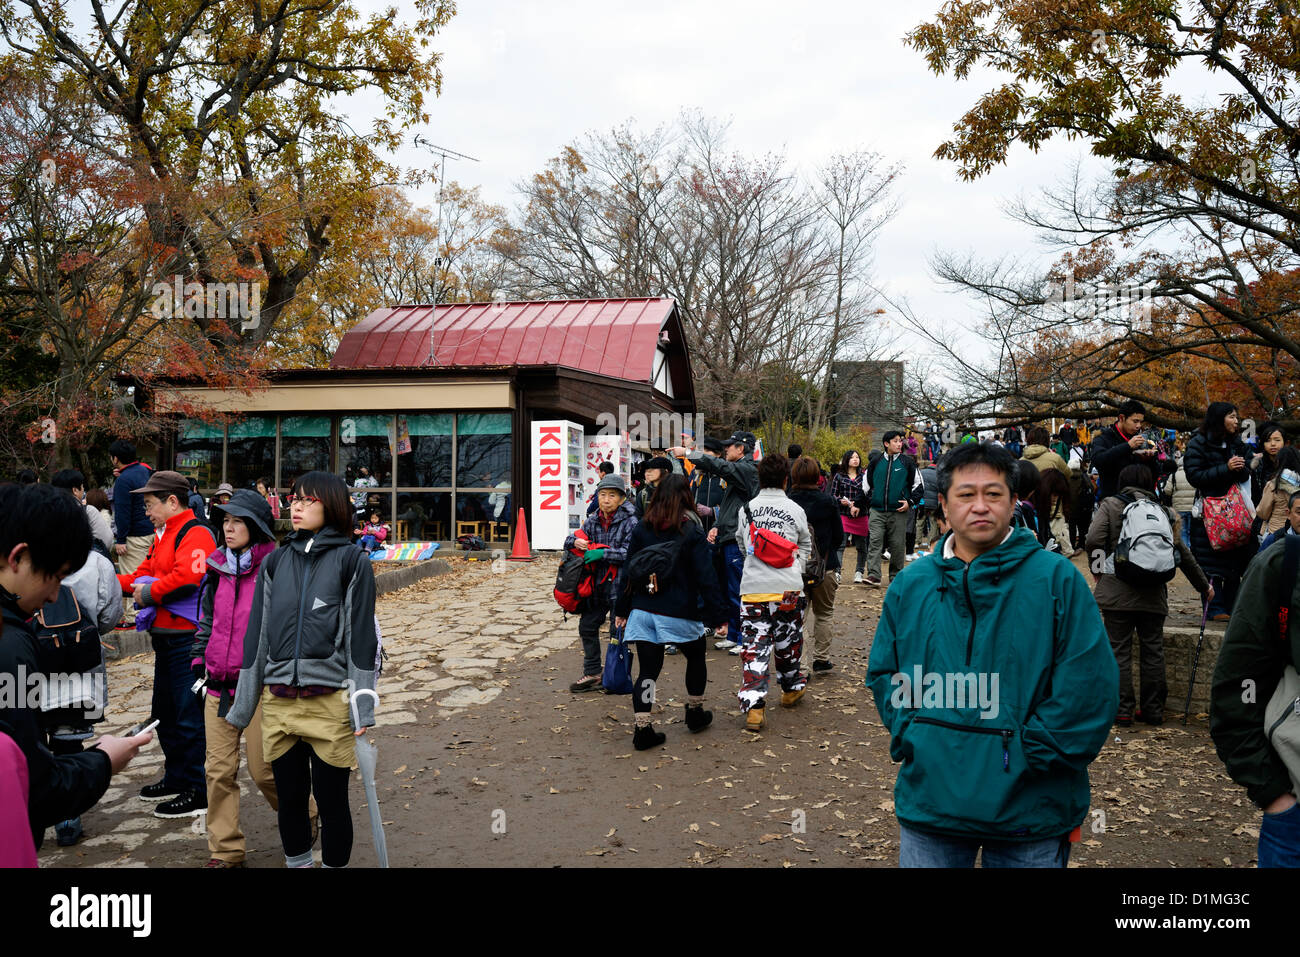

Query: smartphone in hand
[[126, 718, 160, 737]]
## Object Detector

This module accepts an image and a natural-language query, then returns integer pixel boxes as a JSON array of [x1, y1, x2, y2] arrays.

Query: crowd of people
[[2, 399, 1298, 870], [1, 443, 378, 869], [565, 401, 1300, 867]]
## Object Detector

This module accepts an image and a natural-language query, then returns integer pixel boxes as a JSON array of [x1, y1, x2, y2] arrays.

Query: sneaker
[[205, 858, 246, 868], [780, 687, 806, 708], [714, 638, 737, 650], [569, 674, 603, 693], [832, 571, 841, 586], [728, 643, 743, 655], [883, 550, 891, 560], [853, 572, 864, 584], [905, 552, 919, 563], [1115, 716, 1133, 728], [139, 780, 181, 803], [865, 575, 882, 586], [812, 659, 833, 673], [744, 708, 766, 732], [665, 644, 678, 655], [154, 788, 207, 819], [55, 817, 83, 847]]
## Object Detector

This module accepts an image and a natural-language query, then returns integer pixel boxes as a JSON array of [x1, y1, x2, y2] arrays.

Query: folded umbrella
[[350, 688, 389, 868]]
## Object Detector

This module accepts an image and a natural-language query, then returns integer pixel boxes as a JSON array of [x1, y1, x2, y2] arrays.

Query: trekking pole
[[1182, 580, 1213, 725]]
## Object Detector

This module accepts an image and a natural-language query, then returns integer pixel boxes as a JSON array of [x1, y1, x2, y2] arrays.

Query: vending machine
[[531, 419, 586, 550], [584, 433, 632, 497]]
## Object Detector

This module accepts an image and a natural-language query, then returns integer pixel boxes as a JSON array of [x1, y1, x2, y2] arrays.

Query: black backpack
[[34, 587, 103, 675], [624, 536, 685, 595]]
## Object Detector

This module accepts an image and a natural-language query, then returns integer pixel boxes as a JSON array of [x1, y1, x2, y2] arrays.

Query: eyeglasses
[[290, 495, 322, 506]]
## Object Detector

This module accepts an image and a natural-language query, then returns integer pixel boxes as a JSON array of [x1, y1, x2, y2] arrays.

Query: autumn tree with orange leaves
[[894, 1, 1300, 433]]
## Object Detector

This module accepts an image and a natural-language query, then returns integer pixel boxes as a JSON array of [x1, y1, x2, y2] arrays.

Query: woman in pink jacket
[[191, 489, 283, 867]]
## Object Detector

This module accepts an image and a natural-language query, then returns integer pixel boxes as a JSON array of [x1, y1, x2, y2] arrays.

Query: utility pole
[[413, 136, 480, 365]]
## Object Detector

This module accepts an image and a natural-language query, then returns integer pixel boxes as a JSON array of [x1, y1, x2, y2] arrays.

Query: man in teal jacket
[[867, 441, 1118, 867]]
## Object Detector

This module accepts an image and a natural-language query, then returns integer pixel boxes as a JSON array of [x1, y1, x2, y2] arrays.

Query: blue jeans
[[150, 629, 206, 791], [359, 534, 378, 551], [1179, 512, 1191, 549], [722, 543, 744, 640], [899, 824, 1071, 868], [1258, 802, 1300, 868]]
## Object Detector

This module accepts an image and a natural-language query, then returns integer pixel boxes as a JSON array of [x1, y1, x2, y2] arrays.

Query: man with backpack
[[1210, 534, 1300, 867], [116, 470, 218, 817], [1086, 464, 1212, 728]]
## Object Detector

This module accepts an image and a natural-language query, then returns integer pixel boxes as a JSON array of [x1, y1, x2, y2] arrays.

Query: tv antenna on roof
[[413, 136, 481, 365]]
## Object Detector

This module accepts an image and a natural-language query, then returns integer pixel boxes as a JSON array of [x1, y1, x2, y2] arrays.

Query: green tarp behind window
[[457, 413, 510, 435]]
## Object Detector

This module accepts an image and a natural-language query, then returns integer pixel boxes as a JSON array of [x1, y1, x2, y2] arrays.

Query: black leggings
[[633, 638, 706, 713], [271, 739, 353, 867]]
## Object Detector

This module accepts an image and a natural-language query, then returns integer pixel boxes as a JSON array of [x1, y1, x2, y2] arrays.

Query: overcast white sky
[[355, 0, 1120, 379]]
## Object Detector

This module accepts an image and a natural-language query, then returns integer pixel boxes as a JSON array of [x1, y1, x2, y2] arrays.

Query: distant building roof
[[331, 298, 688, 390]]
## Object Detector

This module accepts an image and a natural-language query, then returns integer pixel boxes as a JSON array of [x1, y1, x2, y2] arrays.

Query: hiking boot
[[569, 674, 602, 693], [685, 704, 713, 733], [1115, 716, 1133, 728], [55, 817, 83, 847], [154, 789, 207, 819], [139, 780, 181, 803], [812, 659, 833, 673], [633, 724, 666, 750], [744, 707, 766, 732], [1140, 714, 1164, 726], [780, 687, 806, 708], [205, 858, 246, 868]]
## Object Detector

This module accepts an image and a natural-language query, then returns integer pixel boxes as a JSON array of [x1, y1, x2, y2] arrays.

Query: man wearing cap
[[564, 473, 640, 692], [109, 439, 155, 623], [667, 432, 760, 653], [117, 470, 219, 818], [691, 437, 729, 533]]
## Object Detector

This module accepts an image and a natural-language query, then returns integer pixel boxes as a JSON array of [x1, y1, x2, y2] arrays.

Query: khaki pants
[[802, 573, 839, 664], [204, 694, 278, 863], [116, 534, 153, 623]]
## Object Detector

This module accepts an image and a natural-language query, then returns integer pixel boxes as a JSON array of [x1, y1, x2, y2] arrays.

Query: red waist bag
[[743, 504, 799, 568]]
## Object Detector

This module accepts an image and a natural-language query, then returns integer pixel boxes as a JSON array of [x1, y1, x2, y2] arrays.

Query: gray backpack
[[1113, 494, 1178, 586]]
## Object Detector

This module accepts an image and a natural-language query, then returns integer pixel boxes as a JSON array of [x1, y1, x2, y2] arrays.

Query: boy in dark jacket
[[0, 484, 151, 850], [117, 470, 218, 818]]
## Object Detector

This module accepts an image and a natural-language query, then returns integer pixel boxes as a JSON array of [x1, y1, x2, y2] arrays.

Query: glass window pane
[[173, 418, 223, 489], [398, 414, 453, 488], [280, 415, 332, 492], [339, 414, 393, 488], [456, 491, 515, 542], [394, 492, 452, 542], [226, 415, 276, 491], [456, 413, 511, 488]]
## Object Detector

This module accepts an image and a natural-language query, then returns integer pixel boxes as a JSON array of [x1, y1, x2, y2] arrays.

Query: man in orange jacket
[[118, 470, 218, 819]]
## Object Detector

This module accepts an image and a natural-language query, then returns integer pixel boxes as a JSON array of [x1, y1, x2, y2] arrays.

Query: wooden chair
[[392, 520, 409, 543], [456, 520, 485, 539], [422, 520, 447, 541], [489, 521, 511, 543]]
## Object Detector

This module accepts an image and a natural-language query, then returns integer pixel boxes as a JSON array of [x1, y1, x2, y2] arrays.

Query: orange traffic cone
[[507, 507, 534, 561]]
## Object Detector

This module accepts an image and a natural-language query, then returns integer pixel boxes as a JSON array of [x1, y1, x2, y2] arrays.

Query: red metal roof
[[330, 298, 677, 382]]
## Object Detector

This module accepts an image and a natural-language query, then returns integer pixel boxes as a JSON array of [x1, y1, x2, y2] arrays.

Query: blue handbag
[[602, 625, 634, 695]]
